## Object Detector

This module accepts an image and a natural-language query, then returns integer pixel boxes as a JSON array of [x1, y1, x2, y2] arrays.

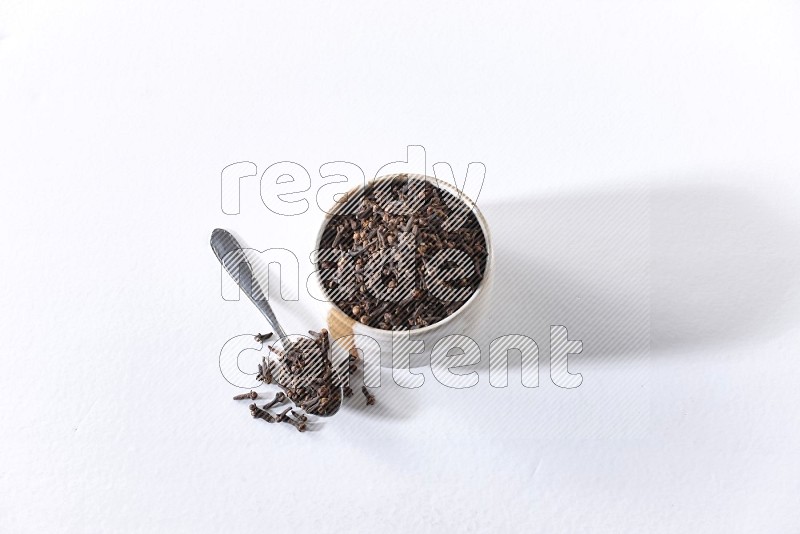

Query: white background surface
[[2, 1, 800, 532]]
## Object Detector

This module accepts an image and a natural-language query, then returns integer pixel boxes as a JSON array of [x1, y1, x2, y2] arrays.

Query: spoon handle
[[210, 228, 289, 343]]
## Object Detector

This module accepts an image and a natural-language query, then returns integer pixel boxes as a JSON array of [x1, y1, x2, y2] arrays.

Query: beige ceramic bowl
[[311, 173, 493, 369]]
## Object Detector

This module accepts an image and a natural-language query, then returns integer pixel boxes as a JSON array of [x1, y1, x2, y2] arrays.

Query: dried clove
[[361, 386, 376, 406], [254, 332, 273, 343], [250, 403, 275, 423], [275, 406, 292, 423], [256, 357, 273, 384], [282, 416, 307, 432], [262, 391, 287, 411]]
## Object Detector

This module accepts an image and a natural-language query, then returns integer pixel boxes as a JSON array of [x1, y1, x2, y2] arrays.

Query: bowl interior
[[314, 173, 493, 334]]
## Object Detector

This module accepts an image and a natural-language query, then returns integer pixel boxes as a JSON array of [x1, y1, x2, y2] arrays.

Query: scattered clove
[[250, 403, 275, 423], [262, 391, 286, 411], [275, 406, 292, 423], [254, 332, 273, 343], [361, 386, 376, 406], [282, 416, 307, 432]]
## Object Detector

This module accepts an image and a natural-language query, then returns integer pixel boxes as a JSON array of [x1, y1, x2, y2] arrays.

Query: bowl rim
[[313, 172, 494, 336]]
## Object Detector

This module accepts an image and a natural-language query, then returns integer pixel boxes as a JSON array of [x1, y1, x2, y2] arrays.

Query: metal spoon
[[210, 228, 342, 416], [210, 228, 290, 342]]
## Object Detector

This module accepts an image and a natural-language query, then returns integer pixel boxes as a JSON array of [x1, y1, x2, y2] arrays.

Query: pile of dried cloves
[[234, 330, 375, 432], [317, 175, 488, 330]]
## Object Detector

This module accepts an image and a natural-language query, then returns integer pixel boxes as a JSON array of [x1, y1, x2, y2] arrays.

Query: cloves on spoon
[[210, 228, 343, 417]]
